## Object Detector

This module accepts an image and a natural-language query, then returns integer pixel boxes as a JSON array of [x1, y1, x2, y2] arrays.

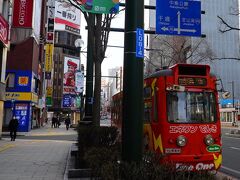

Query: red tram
[[111, 64, 222, 171]]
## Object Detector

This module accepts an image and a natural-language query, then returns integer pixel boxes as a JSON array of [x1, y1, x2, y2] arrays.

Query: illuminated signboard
[[18, 76, 29, 86], [178, 77, 207, 86]]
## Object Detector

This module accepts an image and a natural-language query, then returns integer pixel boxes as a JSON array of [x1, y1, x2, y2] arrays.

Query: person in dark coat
[[8, 116, 19, 141], [52, 116, 57, 128], [65, 117, 71, 130]]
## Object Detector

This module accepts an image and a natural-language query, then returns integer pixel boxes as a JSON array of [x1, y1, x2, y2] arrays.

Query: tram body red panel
[[112, 64, 222, 171]]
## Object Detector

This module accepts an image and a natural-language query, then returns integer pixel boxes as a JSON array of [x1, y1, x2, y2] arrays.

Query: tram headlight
[[176, 135, 187, 147], [204, 134, 215, 146]]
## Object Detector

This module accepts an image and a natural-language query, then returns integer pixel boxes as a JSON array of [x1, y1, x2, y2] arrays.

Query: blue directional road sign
[[156, 0, 201, 37]]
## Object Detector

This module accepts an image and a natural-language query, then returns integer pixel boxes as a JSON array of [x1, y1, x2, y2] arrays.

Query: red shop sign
[[0, 14, 9, 45], [12, 0, 33, 28]]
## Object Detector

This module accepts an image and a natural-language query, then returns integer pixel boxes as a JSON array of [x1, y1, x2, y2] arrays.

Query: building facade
[[0, 0, 10, 138], [200, 0, 240, 102], [46, 0, 83, 125], [108, 67, 123, 99], [3, 0, 46, 132]]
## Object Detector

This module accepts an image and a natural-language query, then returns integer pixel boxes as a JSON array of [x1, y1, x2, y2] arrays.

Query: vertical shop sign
[[75, 71, 84, 93], [45, 43, 54, 79], [63, 57, 79, 94], [46, 0, 55, 42], [0, 14, 9, 45], [46, 87, 53, 106], [12, 0, 34, 28]]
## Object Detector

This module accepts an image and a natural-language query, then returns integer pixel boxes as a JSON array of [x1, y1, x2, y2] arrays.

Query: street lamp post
[[83, 14, 95, 123], [232, 81, 235, 108], [75, 38, 84, 67], [75, 38, 84, 122]]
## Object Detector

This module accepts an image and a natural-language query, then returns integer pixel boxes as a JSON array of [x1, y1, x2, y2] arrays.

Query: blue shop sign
[[14, 103, 31, 132]]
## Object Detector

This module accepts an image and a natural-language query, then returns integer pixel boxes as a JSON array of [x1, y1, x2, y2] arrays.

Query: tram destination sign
[[178, 77, 207, 86], [156, 0, 201, 37]]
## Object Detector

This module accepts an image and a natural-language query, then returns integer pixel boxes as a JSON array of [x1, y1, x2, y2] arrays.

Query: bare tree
[[145, 35, 215, 74], [216, 6, 240, 61], [67, 0, 119, 126]]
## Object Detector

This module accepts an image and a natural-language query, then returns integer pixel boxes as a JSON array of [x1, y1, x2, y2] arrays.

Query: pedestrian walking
[[57, 116, 61, 128], [52, 116, 57, 128], [8, 116, 19, 141], [65, 117, 71, 130]]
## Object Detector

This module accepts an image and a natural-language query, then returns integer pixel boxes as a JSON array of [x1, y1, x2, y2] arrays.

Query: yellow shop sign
[[6, 92, 38, 103]]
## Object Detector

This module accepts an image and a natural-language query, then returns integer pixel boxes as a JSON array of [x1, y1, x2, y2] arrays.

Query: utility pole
[[75, 38, 84, 121], [231, 81, 235, 108], [122, 0, 144, 162]]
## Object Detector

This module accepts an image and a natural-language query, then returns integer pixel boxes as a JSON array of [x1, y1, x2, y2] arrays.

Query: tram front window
[[167, 92, 217, 123]]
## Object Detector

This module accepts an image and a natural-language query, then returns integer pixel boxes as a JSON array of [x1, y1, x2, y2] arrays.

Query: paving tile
[[0, 124, 77, 180]]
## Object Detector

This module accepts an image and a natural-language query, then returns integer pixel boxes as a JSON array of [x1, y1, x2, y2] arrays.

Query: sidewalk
[[0, 124, 77, 180]]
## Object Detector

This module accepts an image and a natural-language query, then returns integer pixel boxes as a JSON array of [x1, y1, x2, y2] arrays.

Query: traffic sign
[[156, 0, 201, 37]]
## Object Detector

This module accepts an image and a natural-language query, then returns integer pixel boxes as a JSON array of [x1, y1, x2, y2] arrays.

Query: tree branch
[[210, 57, 240, 61], [217, 15, 240, 33]]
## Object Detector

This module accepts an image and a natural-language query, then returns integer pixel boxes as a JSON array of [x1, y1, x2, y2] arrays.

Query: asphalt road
[[220, 128, 240, 179]]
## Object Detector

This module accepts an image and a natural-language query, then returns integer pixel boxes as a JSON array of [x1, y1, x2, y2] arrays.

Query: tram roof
[[144, 69, 173, 79]]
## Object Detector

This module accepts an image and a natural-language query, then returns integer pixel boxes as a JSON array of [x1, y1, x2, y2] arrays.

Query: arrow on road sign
[[161, 26, 197, 33], [161, 12, 197, 34], [177, 11, 181, 34]]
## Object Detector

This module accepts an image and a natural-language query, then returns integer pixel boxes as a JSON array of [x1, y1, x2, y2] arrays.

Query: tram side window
[[144, 87, 152, 122], [144, 104, 151, 122], [153, 87, 158, 122], [144, 87, 151, 99], [208, 93, 217, 122], [167, 92, 186, 122]]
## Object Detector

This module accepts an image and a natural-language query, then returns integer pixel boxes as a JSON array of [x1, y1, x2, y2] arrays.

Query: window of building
[[34, 77, 39, 93], [6, 73, 15, 88]]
